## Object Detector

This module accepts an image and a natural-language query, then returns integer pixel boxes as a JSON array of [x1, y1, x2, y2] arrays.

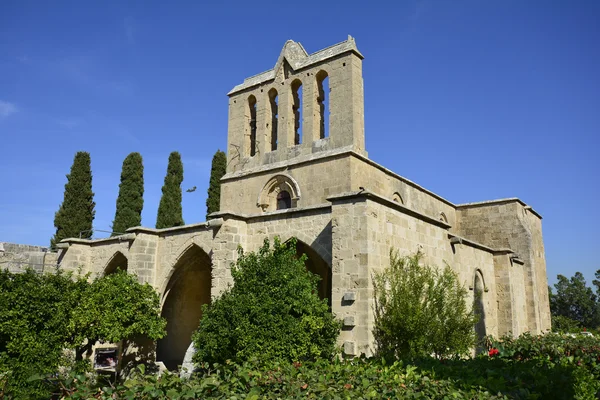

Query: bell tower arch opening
[[291, 79, 303, 145], [246, 95, 257, 157], [268, 88, 279, 151], [316, 70, 330, 139], [156, 245, 212, 370]]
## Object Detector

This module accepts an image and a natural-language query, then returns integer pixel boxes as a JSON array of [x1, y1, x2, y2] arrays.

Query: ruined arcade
[[48, 36, 551, 367]]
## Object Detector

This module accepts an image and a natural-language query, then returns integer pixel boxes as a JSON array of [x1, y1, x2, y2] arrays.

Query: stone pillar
[[256, 91, 268, 157], [331, 197, 371, 356], [211, 218, 247, 296], [128, 233, 159, 285], [302, 73, 317, 145], [278, 81, 293, 151]]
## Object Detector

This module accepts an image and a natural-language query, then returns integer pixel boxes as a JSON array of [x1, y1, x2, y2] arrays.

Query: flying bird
[[186, 186, 197, 193]]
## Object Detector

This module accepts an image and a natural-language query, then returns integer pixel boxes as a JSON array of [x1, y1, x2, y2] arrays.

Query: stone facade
[[31, 37, 550, 365]]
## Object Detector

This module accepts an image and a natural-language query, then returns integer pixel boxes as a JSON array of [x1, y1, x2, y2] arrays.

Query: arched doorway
[[156, 245, 211, 370], [292, 240, 332, 307], [474, 270, 487, 352], [104, 252, 128, 275]]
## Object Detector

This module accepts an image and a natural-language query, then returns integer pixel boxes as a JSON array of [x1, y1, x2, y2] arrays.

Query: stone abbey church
[[2, 37, 551, 369]]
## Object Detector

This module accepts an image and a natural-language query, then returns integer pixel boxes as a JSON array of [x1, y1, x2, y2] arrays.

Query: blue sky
[[0, 0, 598, 285]]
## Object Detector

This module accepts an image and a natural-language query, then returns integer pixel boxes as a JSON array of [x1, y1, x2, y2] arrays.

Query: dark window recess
[[277, 190, 292, 210]]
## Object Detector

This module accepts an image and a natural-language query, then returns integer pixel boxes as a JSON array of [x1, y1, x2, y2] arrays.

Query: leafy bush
[[47, 353, 600, 399], [192, 238, 340, 365], [373, 250, 477, 359], [552, 315, 582, 333], [0, 269, 165, 399], [0, 269, 85, 398]]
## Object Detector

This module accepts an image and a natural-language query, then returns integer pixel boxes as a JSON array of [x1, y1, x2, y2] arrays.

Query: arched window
[[439, 212, 448, 223], [291, 79, 303, 145], [474, 270, 487, 353], [277, 190, 292, 210], [268, 88, 278, 151], [316, 70, 330, 139], [247, 95, 257, 157], [392, 192, 404, 205], [257, 174, 301, 212]]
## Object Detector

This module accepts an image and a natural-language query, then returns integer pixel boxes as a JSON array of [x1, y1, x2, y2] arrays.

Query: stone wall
[[0, 242, 58, 273], [456, 200, 551, 333], [328, 192, 499, 356]]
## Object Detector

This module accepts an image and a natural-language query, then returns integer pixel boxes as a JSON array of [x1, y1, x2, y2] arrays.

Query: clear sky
[[0, 0, 598, 285]]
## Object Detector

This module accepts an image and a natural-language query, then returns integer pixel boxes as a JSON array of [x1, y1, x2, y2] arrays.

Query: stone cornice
[[456, 198, 542, 219], [327, 189, 452, 229], [59, 233, 136, 246], [211, 203, 332, 222], [126, 222, 211, 236]]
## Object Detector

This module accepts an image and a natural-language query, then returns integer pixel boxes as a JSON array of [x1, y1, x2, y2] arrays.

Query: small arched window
[[392, 192, 404, 205], [439, 212, 448, 223], [277, 190, 292, 210]]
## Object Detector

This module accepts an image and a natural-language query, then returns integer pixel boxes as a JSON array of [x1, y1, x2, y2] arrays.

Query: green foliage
[[71, 270, 167, 359], [112, 152, 144, 235], [192, 238, 340, 365], [205, 149, 226, 219], [550, 272, 600, 329], [51, 151, 96, 248], [485, 332, 600, 398], [48, 346, 600, 400], [156, 151, 184, 229], [552, 315, 582, 333], [0, 269, 165, 399], [373, 250, 477, 359], [0, 269, 86, 399]]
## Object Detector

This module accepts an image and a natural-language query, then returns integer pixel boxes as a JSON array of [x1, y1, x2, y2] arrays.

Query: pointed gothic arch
[[473, 269, 487, 351], [156, 244, 212, 370], [285, 238, 332, 307], [104, 251, 128, 276]]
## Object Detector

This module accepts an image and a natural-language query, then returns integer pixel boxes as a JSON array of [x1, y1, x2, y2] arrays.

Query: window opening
[[248, 95, 257, 156], [316, 71, 330, 139], [268, 89, 278, 151], [292, 80, 303, 145], [277, 190, 292, 210]]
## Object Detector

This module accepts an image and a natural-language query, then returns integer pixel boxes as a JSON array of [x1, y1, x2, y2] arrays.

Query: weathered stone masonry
[[30, 36, 550, 365]]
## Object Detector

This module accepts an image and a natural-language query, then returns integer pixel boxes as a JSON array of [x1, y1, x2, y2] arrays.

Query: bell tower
[[225, 36, 366, 174]]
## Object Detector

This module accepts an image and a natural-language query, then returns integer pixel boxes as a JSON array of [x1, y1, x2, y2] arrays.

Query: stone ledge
[[456, 198, 542, 219], [211, 203, 332, 222], [447, 233, 518, 256], [127, 222, 211, 236], [60, 233, 136, 246], [327, 189, 452, 229]]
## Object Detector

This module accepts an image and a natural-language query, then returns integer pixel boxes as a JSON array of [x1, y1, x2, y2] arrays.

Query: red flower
[[489, 348, 499, 357]]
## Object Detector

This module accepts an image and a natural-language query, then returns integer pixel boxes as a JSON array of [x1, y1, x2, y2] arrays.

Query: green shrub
[[552, 315, 582, 333], [192, 237, 340, 365], [373, 250, 477, 359], [0, 269, 166, 399]]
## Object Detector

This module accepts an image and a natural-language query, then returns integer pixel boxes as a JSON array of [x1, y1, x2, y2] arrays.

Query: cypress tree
[[156, 151, 184, 229], [111, 152, 144, 235], [206, 150, 226, 219], [51, 151, 95, 248]]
